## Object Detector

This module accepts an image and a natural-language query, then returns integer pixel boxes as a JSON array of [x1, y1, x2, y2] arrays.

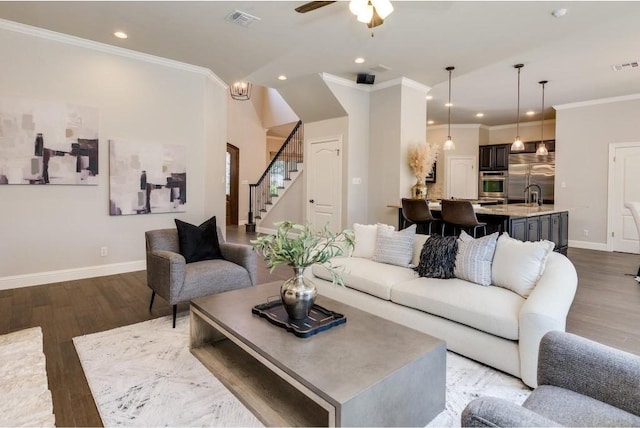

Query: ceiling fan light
[[349, 0, 368, 16], [357, 4, 374, 23], [371, 0, 393, 19], [444, 136, 455, 151]]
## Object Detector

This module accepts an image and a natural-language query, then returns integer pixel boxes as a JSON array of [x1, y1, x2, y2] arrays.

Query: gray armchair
[[145, 227, 257, 327], [461, 331, 640, 427]]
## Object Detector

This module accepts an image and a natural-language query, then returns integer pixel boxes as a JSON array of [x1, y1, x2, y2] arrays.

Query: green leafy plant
[[251, 221, 355, 286]]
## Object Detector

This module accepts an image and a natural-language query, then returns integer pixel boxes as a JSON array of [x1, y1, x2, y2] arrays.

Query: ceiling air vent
[[225, 10, 261, 27], [611, 60, 639, 72]]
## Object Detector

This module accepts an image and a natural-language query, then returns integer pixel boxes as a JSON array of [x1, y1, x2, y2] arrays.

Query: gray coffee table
[[190, 281, 445, 427]]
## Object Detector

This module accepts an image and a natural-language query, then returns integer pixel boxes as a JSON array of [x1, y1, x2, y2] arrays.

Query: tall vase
[[280, 267, 317, 320], [411, 178, 428, 199]]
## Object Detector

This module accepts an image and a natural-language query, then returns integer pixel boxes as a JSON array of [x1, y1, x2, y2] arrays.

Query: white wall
[[323, 76, 371, 227], [227, 94, 268, 225], [262, 88, 298, 129], [487, 120, 556, 145], [0, 23, 226, 288], [555, 95, 640, 249], [426, 124, 482, 200]]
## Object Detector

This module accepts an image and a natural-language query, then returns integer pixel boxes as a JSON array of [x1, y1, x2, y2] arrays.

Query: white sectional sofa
[[307, 232, 578, 388]]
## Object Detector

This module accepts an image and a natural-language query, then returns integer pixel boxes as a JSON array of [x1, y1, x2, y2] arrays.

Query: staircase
[[246, 121, 303, 232]]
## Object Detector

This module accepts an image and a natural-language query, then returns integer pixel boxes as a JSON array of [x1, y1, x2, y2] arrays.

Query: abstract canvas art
[[109, 140, 187, 216], [0, 96, 99, 185]]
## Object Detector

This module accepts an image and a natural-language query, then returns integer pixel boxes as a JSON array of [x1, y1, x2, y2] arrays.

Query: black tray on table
[[251, 300, 346, 338]]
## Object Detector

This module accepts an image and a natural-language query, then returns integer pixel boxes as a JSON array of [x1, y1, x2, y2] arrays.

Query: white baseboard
[[0, 260, 146, 291], [256, 226, 277, 235], [568, 240, 609, 252]]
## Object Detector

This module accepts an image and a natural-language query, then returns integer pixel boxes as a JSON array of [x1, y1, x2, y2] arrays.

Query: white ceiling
[[1, 1, 639, 126]]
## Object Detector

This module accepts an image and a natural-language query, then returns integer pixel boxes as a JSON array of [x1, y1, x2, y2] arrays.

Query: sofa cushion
[[372, 224, 416, 267], [352, 223, 394, 259], [414, 235, 458, 279], [455, 231, 499, 286], [312, 257, 418, 300], [391, 277, 524, 340], [492, 232, 554, 298], [524, 385, 640, 427]]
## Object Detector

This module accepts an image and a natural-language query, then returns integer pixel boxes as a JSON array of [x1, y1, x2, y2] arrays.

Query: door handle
[[309, 199, 315, 203]]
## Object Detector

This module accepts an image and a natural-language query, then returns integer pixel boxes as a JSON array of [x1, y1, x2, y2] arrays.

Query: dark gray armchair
[[461, 331, 640, 427], [145, 227, 256, 327]]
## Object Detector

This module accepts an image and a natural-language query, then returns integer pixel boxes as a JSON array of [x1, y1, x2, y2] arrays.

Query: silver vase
[[280, 267, 317, 320]]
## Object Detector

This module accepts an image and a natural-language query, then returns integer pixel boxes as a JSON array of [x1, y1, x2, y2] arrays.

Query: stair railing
[[247, 120, 303, 232]]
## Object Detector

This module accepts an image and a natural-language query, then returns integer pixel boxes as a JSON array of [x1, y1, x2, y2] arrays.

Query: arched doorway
[[226, 143, 239, 225]]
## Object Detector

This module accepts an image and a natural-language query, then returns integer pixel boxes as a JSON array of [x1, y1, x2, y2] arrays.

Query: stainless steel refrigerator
[[507, 152, 555, 204]]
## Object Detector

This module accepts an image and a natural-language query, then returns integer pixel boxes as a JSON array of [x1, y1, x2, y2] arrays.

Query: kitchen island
[[389, 202, 569, 254]]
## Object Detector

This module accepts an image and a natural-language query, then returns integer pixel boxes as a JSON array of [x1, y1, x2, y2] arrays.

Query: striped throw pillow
[[454, 231, 499, 286], [372, 224, 416, 267]]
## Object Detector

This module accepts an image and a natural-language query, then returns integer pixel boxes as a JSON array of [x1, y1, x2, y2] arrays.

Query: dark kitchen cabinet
[[479, 144, 510, 171], [508, 211, 569, 254]]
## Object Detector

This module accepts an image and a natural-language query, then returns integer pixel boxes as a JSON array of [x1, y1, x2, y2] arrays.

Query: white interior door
[[609, 143, 640, 253], [307, 136, 342, 232], [445, 156, 477, 199]]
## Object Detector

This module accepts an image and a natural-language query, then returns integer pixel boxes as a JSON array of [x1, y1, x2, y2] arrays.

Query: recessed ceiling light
[[552, 8, 568, 18], [354, 57, 365, 64], [114, 31, 128, 39], [427, 120, 435, 125], [526, 110, 535, 116], [476, 113, 484, 118], [278, 75, 287, 81], [426, 95, 433, 100], [445, 102, 452, 107]]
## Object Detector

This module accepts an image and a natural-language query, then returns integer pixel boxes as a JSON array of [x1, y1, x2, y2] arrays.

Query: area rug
[[0, 327, 56, 427], [74, 315, 530, 427]]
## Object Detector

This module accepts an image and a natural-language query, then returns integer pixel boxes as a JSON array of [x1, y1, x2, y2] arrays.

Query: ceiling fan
[[295, 0, 393, 29]]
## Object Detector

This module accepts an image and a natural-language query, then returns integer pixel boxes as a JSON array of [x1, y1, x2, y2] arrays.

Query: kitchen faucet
[[524, 184, 543, 206]]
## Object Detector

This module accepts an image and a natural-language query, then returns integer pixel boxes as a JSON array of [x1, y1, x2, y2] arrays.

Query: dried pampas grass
[[408, 142, 439, 180]]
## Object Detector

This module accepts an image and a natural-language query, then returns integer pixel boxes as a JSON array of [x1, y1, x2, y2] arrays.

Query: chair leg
[[149, 290, 156, 311], [172, 305, 177, 328]]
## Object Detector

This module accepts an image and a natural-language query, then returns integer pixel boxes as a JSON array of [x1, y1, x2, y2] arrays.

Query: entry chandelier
[[536, 80, 549, 156], [511, 64, 525, 151], [230, 81, 252, 101], [443, 66, 455, 151], [349, 0, 394, 28]]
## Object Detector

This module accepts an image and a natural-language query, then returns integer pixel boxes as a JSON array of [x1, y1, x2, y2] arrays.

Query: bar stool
[[401, 198, 439, 235], [441, 199, 487, 238]]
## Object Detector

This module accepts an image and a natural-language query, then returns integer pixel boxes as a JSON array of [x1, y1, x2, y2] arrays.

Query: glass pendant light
[[536, 80, 549, 156], [511, 64, 525, 152], [443, 66, 456, 151]]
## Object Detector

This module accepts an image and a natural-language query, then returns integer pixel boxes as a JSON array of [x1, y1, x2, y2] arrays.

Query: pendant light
[[511, 64, 525, 152], [443, 66, 455, 151], [536, 80, 549, 156]]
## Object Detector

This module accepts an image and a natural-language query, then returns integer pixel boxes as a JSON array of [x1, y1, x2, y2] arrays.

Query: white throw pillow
[[372, 224, 416, 267], [455, 231, 499, 286], [491, 232, 555, 298], [412, 234, 430, 267], [352, 223, 394, 259]]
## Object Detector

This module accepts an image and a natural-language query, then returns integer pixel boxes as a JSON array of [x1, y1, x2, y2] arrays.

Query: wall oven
[[479, 171, 508, 201]]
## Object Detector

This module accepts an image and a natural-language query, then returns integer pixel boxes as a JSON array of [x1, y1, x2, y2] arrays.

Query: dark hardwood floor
[[0, 226, 638, 427]]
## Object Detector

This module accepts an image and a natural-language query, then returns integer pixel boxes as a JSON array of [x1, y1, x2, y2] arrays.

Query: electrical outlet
[[100, 246, 108, 257], [583, 229, 589, 237]]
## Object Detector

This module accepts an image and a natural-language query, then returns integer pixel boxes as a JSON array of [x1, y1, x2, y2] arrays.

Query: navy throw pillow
[[414, 235, 458, 279], [175, 216, 224, 263]]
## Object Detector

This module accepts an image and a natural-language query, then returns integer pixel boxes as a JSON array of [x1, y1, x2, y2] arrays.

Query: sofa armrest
[[462, 397, 558, 427], [538, 331, 640, 416], [219, 242, 257, 286], [517, 252, 577, 387], [146, 250, 186, 303]]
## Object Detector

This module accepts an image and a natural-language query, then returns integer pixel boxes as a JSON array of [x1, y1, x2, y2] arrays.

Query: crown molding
[[489, 119, 556, 131], [554, 93, 640, 110], [0, 18, 227, 89], [427, 123, 487, 131], [372, 77, 431, 94], [321, 73, 370, 92]]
